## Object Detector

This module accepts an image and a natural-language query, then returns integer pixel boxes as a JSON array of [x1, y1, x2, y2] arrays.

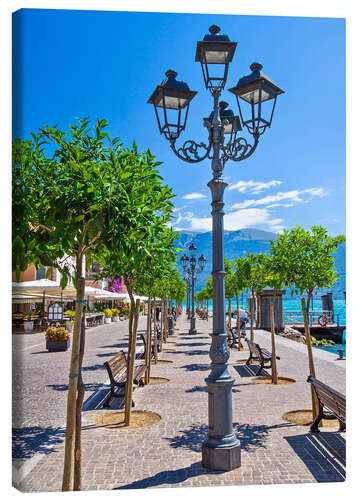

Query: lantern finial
[[165, 69, 178, 79], [209, 25, 221, 35], [250, 62, 263, 72]]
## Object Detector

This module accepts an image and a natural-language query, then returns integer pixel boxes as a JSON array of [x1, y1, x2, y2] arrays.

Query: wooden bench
[[245, 339, 280, 375], [102, 350, 146, 408], [228, 326, 246, 348], [139, 330, 162, 359], [307, 375, 346, 432]]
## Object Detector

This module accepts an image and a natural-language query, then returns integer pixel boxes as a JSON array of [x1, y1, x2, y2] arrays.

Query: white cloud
[[180, 208, 274, 232], [182, 192, 207, 200], [304, 187, 327, 197], [268, 218, 285, 234], [230, 187, 328, 210], [230, 190, 303, 209], [228, 180, 282, 193]]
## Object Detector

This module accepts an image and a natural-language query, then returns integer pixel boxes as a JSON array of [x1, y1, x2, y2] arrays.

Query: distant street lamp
[[180, 243, 206, 334], [148, 25, 284, 471], [184, 272, 191, 318]]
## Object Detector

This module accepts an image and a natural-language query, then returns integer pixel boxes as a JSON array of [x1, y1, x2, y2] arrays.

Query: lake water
[[183, 297, 346, 356]]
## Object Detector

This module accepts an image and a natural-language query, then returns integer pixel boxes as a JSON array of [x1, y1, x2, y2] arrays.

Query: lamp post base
[[202, 441, 241, 471], [189, 328, 197, 335]]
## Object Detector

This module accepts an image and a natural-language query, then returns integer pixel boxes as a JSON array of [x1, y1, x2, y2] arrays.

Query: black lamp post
[[148, 25, 284, 472], [180, 245, 206, 334], [183, 269, 191, 318]]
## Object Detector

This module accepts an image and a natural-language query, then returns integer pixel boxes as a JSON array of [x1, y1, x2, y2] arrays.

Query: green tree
[[13, 118, 175, 491], [268, 225, 345, 411]]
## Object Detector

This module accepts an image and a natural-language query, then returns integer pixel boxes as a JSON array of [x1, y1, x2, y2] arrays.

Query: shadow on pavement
[[47, 382, 105, 392], [233, 365, 270, 377], [180, 364, 210, 372], [186, 385, 241, 394], [114, 461, 224, 489], [285, 432, 346, 482], [173, 350, 209, 357], [175, 342, 207, 347], [12, 426, 65, 460], [165, 422, 295, 454]]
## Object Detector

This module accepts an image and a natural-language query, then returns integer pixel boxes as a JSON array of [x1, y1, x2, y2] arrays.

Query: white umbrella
[[12, 294, 44, 304], [12, 279, 76, 295]]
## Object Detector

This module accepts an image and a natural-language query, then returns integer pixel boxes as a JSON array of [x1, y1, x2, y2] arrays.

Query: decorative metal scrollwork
[[221, 134, 259, 164], [170, 139, 212, 164]]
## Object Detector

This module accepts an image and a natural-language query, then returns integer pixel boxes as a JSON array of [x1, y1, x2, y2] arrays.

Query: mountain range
[[175, 229, 346, 298]]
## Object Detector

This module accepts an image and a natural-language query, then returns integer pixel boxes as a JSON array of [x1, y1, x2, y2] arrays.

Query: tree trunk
[[250, 292, 255, 342], [124, 293, 140, 425], [269, 300, 278, 384], [153, 297, 158, 363], [301, 297, 319, 419], [62, 257, 85, 492], [145, 296, 152, 385], [257, 294, 261, 328], [228, 298, 232, 331], [163, 300, 167, 342], [236, 295, 241, 351], [160, 301, 163, 347], [73, 315, 86, 490]]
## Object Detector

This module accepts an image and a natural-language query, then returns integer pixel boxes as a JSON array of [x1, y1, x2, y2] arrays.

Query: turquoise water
[[184, 297, 346, 355]]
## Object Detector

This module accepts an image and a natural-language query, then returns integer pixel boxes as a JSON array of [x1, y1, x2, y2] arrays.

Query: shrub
[[111, 308, 119, 316], [45, 326, 70, 342], [104, 308, 113, 318], [120, 306, 130, 317]]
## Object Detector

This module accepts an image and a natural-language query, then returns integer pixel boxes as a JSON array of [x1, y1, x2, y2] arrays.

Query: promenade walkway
[[13, 315, 346, 492]]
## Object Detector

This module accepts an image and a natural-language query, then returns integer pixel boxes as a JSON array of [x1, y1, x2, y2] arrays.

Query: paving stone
[[13, 316, 346, 491]]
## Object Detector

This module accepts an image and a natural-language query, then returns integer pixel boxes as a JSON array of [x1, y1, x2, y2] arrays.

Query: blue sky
[[12, 9, 346, 236]]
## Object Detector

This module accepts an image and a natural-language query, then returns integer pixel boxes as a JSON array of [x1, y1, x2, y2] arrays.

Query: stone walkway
[[13, 315, 346, 492]]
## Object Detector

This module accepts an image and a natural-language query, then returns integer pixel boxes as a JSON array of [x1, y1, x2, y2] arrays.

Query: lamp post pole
[[190, 265, 196, 334], [186, 275, 191, 319], [180, 245, 206, 335], [148, 24, 284, 472]]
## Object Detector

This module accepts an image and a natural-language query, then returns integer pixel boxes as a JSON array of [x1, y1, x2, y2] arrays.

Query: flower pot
[[105, 317, 112, 324], [119, 317, 124, 321], [46, 339, 70, 352], [23, 321, 34, 333], [112, 316, 119, 322]]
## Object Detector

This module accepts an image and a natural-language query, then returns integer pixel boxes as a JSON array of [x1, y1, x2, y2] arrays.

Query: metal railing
[[283, 310, 337, 326]]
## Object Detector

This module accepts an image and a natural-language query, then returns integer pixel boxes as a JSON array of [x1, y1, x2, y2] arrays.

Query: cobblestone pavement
[[12, 316, 147, 469], [13, 316, 346, 492]]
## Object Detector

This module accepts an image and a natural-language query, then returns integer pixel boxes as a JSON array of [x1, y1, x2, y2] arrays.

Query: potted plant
[[22, 311, 38, 333], [104, 308, 113, 324], [45, 326, 70, 352], [111, 308, 120, 322], [121, 306, 130, 320], [64, 310, 75, 332]]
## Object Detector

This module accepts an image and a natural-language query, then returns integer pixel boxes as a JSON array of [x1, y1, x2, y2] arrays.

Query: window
[[35, 267, 47, 280]]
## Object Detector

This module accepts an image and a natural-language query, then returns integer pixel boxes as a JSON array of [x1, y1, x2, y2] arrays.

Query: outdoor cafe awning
[[12, 279, 77, 295]]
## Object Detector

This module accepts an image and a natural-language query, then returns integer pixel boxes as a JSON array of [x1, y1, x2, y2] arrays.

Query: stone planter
[[119, 317, 124, 321], [105, 317, 112, 324], [46, 339, 70, 352], [23, 321, 34, 333], [112, 316, 119, 322]]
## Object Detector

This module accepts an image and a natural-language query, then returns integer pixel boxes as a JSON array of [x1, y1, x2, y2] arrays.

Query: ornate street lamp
[[180, 245, 206, 334], [181, 256, 191, 319], [185, 273, 191, 318], [195, 24, 237, 93], [147, 69, 197, 141], [148, 24, 284, 472], [229, 62, 284, 136]]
